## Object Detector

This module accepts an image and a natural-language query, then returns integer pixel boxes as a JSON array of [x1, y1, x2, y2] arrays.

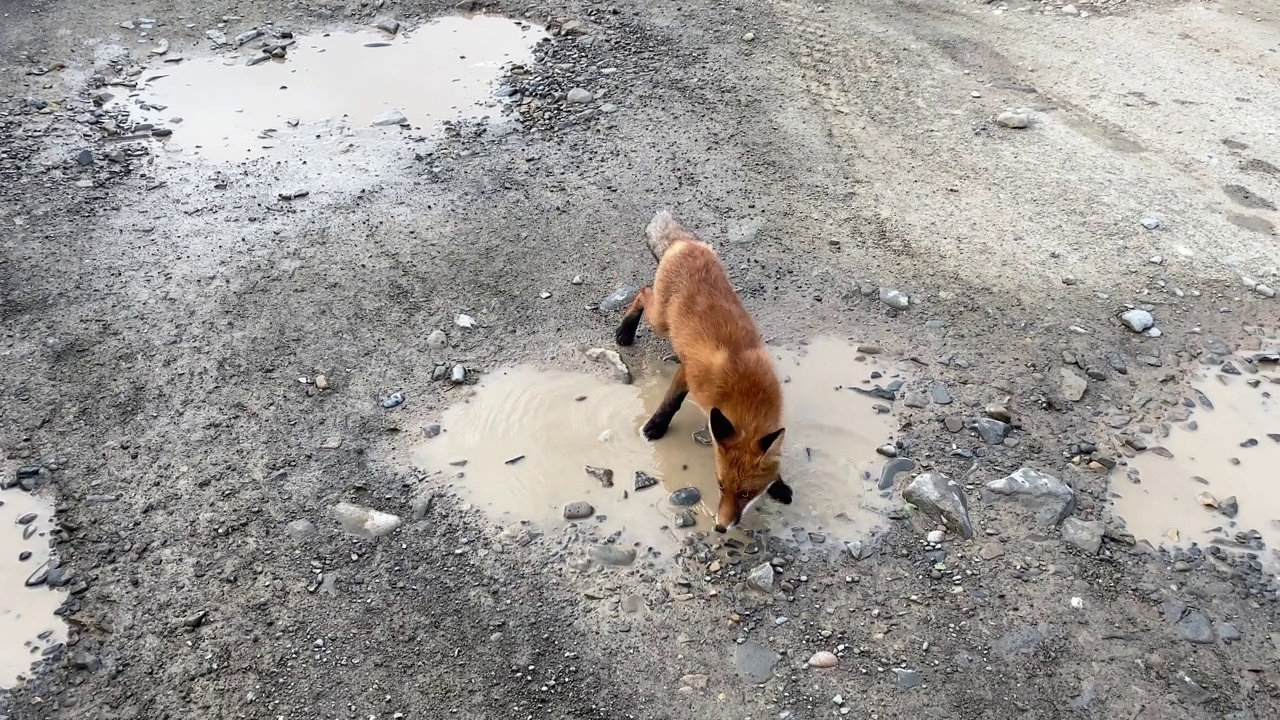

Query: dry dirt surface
[[2, 0, 1279, 718]]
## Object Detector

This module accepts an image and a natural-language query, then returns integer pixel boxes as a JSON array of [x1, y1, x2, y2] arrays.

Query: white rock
[[1061, 4, 1079, 14], [585, 347, 631, 384], [1059, 368, 1088, 402], [566, 88, 594, 104], [1140, 216, 1162, 230], [427, 330, 448, 350], [742, 32, 755, 41], [746, 562, 775, 593], [1119, 309, 1154, 332], [879, 287, 910, 310], [807, 651, 839, 668], [372, 109, 408, 126], [1255, 284, 1277, 298], [455, 314, 476, 328], [926, 530, 945, 544], [332, 502, 402, 538], [996, 111, 1030, 129]]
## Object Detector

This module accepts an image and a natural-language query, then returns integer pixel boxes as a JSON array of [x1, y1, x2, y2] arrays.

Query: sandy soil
[[2, 0, 1278, 717]]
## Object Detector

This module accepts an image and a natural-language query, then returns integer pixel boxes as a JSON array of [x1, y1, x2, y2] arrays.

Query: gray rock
[[1216, 621, 1242, 642], [927, 529, 945, 543], [669, 487, 701, 506], [1140, 216, 1162, 230], [599, 285, 639, 311], [422, 423, 441, 438], [1219, 495, 1239, 518], [566, 88, 594, 104], [734, 640, 780, 684], [928, 383, 953, 404], [563, 501, 595, 520], [588, 544, 636, 566], [985, 468, 1075, 526], [875, 443, 898, 458], [286, 519, 317, 539], [1060, 517, 1103, 554], [903, 391, 928, 409], [1059, 368, 1088, 402], [902, 472, 975, 539], [585, 347, 631, 383], [331, 502, 402, 538], [372, 109, 408, 126], [996, 111, 1030, 129], [71, 651, 102, 672], [1120, 309, 1155, 332], [674, 511, 696, 528], [1172, 671, 1214, 704], [879, 287, 910, 310], [747, 562, 775, 592], [971, 418, 1011, 444], [585, 466, 614, 487], [375, 18, 400, 34], [427, 329, 448, 350], [845, 539, 874, 560], [381, 392, 404, 408], [600, 103, 618, 113], [451, 364, 467, 383], [74, 149, 94, 166], [893, 668, 923, 689], [1176, 610, 1214, 644], [633, 471, 658, 490]]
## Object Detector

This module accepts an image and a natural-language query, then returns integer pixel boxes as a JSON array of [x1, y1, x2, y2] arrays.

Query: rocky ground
[[2, 0, 1279, 718]]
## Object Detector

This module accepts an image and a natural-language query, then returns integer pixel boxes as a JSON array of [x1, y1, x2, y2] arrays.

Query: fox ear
[[759, 428, 785, 455], [709, 408, 736, 444]]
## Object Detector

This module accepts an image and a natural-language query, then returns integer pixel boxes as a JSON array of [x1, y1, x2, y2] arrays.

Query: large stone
[[585, 347, 631, 384], [1058, 368, 1088, 402], [734, 640, 780, 684], [746, 562, 775, 593], [1060, 517, 1103, 554], [902, 473, 975, 539], [984, 468, 1075, 526], [331, 502, 402, 538]]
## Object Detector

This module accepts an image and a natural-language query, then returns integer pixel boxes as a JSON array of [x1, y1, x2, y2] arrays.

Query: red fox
[[615, 210, 791, 533]]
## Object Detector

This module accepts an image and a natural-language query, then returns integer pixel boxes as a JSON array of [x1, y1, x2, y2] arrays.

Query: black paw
[[767, 480, 793, 505], [642, 418, 670, 440], [615, 327, 636, 347]]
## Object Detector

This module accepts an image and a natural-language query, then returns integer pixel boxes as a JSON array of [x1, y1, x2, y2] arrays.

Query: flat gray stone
[[902, 472, 975, 539], [588, 545, 636, 566], [734, 640, 780, 684], [563, 501, 595, 520], [1060, 517, 1103, 554], [746, 562, 775, 593], [331, 502, 402, 538], [985, 468, 1075, 526], [1059, 368, 1088, 402], [1176, 610, 1214, 644]]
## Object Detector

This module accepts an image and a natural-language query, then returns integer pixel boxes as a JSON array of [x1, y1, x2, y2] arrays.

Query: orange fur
[[615, 211, 787, 531]]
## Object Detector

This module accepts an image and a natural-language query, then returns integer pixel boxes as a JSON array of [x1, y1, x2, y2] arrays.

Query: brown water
[[412, 337, 902, 553], [116, 16, 543, 161], [1111, 362, 1279, 568], [1, 488, 65, 689]]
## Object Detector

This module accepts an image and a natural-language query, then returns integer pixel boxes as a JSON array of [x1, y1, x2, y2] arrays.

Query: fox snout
[[713, 479, 793, 533]]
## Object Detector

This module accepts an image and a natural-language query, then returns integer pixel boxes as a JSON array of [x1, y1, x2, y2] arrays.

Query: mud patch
[[1, 489, 65, 689], [412, 337, 901, 554], [115, 15, 542, 162], [1111, 364, 1279, 571], [1222, 183, 1276, 211], [1226, 212, 1276, 235]]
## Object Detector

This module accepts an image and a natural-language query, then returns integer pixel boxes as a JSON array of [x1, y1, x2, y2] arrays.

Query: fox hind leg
[[614, 287, 651, 347]]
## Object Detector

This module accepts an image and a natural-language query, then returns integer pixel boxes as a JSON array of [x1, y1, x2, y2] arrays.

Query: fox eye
[[737, 491, 753, 500]]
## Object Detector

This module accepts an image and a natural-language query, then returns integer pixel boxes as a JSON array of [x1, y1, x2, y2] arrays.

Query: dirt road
[[2, 0, 1278, 717]]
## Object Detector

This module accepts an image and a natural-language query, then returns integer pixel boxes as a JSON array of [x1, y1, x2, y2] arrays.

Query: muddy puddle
[[412, 337, 903, 555], [115, 15, 543, 162], [1111, 358, 1279, 570], [1, 487, 65, 689]]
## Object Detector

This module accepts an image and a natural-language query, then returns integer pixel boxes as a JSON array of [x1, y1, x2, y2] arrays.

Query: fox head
[[708, 407, 788, 532]]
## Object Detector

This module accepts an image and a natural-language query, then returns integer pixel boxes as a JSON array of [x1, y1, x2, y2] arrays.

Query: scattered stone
[[286, 519, 317, 539], [381, 392, 404, 409], [1176, 610, 1214, 644], [669, 487, 701, 506], [376, 18, 400, 34], [1238, 437, 1257, 448], [600, 285, 639, 311], [1120, 309, 1155, 332], [372, 109, 408, 126], [1172, 671, 1214, 704], [902, 472, 975, 539], [455, 314, 476, 328], [876, 443, 898, 458], [331, 502, 402, 538], [451, 365, 467, 383], [1059, 368, 1088, 402], [1060, 517, 1103, 554], [879, 457, 916, 491], [893, 668, 923, 690], [845, 539, 874, 560], [735, 641, 780, 684], [944, 416, 964, 433], [807, 651, 839, 668], [971, 418, 1011, 444], [985, 468, 1076, 526], [1140, 216, 1162, 230], [927, 529, 945, 544], [71, 651, 102, 672], [928, 383, 953, 404], [996, 111, 1030, 129], [903, 391, 928, 409], [1196, 491, 1218, 508], [1216, 622, 1242, 642], [742, 31, 756, 41], [585, 466, 614, 487], [692, 426, 712, 445], [674, 511, 696, 528], [586, 347, 631, 383], [1219, 496, 1239, 519], [879, 287, 910, 310], [567, 88, 594, 104], [747, 562, 776, 593], [563, 501, 595, 520], [426, 329, 448, 350], [16, 512, 37, 525], [314, 374, 330, 390], [633, 471, 659, 491], [74, 149, 94, 166], [588, 544, 636, 566], [235, 28, 263, 46], [421, 423, 442, 439]]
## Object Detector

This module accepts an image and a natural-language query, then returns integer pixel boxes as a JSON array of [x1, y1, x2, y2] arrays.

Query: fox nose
[[713, 524, 727, 534]]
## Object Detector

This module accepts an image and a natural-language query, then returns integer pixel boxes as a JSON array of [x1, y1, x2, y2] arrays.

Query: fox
[[614, 209, 792, 533]]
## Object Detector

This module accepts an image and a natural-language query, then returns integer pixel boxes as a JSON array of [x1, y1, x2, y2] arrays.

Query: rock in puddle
[[563, 501, 595, 520], [984, 468, 1075, 526], [902, 472, 975, 539], [331, 502, 403, 538], [734, 640, 780, 684], [634, 471, 659, 491], [585, 465, 614, 487], [669, 487, 701, 506], [674, 511, 696, 528], [585, 347, 631, 384]]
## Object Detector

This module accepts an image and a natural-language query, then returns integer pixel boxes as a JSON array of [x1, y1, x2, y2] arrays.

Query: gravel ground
[[2, 0, 1278, 718]]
